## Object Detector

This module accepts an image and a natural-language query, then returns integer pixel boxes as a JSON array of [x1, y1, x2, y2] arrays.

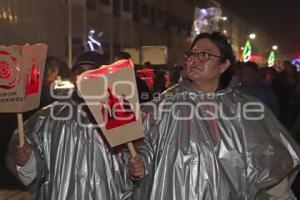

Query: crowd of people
[[1, 32, 300, 199], [235, 60, 300, 138]]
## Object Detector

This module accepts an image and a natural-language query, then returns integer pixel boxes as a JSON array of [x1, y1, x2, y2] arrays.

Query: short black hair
[[71, 51, 106, 83], [45, 56, 60, 70], [72, 51, 106, 73], [190, 32, 236, 89], [144, 61, 152, 66], [240, 61, 258, 72], [114, 51, 131, 60]]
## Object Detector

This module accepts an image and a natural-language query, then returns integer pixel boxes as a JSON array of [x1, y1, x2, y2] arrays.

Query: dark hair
[[190, 32, 236, 89], [44, 56, 60, 79], [58, 62, 71, 79], [72, 51, 106, 73], [114, 51, 131, 60], [144, 61, 152, 66], [45, 56, 60, 70], [240, 61, 258, 72], [71, 51, 106, 101], [71, 51, 106, 82]]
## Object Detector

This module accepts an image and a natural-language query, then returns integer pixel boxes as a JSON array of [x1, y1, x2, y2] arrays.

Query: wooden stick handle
[[17, 113, 25, 147], [127, 142, 136, 157]]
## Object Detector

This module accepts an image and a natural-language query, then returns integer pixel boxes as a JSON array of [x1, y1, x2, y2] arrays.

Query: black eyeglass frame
[[184, 50, 223, 60]]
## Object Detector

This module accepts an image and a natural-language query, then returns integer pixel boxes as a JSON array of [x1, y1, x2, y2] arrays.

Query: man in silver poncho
[[128, 32, 300, 199], [6, 52, 133, 200]]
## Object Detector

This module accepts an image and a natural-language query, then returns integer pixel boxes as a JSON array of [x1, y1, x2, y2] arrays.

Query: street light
[[249, 33, 256, 40], [222, 16, 228, 21], [272, 45, 278, 50]]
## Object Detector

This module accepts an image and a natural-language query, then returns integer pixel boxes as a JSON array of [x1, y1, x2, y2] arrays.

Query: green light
[[268, 51, 275, 67], [242, 40, 252, 62]]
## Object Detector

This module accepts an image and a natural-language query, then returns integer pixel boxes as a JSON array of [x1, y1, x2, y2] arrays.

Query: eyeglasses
[[184, 50, 223, 61]]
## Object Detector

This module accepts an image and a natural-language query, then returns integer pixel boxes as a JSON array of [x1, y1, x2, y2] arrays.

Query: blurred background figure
[[58, 61, 71, 80], [237, 61, 279, 117], [114, 51, 152, 103], [163, 70, 174, 89], [71, 51, 108, 82], [40, 56, 60, 108], [24, 56, 72, 120], [258, 66, 278, 83], [44, 57, 60, 83], [114, 51, 131, 61], [153, 69, 175, 94], [137, 62, 155, 92], [273, 60, 300, 131]]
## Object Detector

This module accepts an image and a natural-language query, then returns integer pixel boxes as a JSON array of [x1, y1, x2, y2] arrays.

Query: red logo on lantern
[[26, 59, 40, 95], [101, 87, 136, 130], [0, 61, 12, 80], [0, 50, 21, 90]]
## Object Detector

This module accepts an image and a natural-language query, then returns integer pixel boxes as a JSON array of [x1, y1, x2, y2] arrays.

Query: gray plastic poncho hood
[[139, 82, 300, 200], [19, 99, 133, 200]]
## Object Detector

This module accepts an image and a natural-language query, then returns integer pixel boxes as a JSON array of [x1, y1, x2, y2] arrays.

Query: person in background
[[23, 56, 65, 120], [6, 51, 133, 200], [114, 51, 152, 103], [39, 56, 60, 108], [114, 51, 132, 61], [258, 66, 278, 84], [238, 61, 279, 117], [128, 32, 300, 199], [164, 70, 174, 89], [137, 62, 155, 92], [58, 61, 71, 80], [152, 69, 175, 94], [273, 60, 299, 131]]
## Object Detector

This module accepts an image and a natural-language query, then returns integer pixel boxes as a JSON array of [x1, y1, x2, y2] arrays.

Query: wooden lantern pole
[[17, 113, 25, 147], [127, 142, 136, 157]]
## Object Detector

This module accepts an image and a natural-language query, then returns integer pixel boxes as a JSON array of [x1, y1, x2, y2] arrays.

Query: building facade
[[0, 0, 196, 66]]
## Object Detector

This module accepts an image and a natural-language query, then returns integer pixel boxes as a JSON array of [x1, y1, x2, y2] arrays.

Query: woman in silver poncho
[[128, 32, 300, 199], [6, 52, 133, 200]]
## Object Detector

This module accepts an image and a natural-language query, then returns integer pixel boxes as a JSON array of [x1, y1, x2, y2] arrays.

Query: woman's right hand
[[128, 154, 145, 178], [14, 143, 32, 166]]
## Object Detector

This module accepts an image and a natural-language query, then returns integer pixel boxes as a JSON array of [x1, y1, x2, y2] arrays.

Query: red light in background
[[250, 54, 264, 62]]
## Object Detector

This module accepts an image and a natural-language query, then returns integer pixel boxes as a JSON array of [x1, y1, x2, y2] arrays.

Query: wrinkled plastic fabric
[[139, 82, 300, 200], [21, 99, 133, 200]]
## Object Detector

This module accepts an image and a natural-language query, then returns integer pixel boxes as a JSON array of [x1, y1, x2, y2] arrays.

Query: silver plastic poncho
[[19, 99, 133, 200], [139, 82, 300, 200]]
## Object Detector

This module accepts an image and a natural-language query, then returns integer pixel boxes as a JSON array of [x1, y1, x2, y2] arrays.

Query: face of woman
[[185, 38, 229, 87]]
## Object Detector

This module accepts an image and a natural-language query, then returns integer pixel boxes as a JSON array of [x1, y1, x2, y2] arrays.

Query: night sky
[[223, 0, 300, 56]]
